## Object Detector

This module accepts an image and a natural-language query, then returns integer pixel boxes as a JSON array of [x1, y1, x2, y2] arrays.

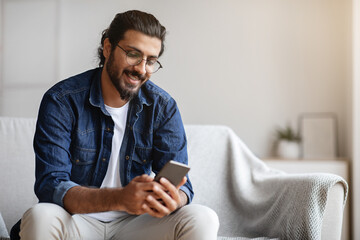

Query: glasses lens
[[146, 61, 161, 73], [126, 51, 142, 65], [125, 50, 161, 73]]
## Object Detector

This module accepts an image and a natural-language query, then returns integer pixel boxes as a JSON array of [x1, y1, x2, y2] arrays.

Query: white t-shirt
[[86, 102, 129, 222]]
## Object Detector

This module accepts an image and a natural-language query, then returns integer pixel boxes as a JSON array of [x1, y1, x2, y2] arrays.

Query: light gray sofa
[[0, 117, 348, 239]]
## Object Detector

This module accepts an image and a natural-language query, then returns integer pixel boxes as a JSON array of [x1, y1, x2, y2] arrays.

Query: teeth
[[128, 73, 139, 81]]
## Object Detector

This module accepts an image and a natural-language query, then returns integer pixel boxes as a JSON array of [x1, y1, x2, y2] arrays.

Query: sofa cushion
[[0, 117, 38, 233]]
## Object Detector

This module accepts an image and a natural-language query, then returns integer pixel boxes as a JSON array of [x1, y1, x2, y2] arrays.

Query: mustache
[[124, 69, 146, 81]]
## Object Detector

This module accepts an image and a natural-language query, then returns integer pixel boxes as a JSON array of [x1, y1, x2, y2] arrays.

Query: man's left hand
[[142, 177, 187, 218]]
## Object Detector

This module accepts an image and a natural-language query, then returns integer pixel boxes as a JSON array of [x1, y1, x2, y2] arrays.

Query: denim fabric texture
[[34, 68, 193, 207]]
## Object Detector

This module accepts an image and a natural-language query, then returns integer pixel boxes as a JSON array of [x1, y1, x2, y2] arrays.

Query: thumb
[[176, 176, 187, 189]]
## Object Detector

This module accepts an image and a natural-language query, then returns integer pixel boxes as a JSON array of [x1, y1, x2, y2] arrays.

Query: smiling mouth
[[127, 72, 141, 83], [124, 70, 146, 85]]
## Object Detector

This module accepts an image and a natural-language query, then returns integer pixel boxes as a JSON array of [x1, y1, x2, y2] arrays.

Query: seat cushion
[[0, 117, 38, 233]]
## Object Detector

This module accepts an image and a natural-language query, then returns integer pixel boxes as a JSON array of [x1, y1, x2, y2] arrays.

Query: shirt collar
[[89, 67, 152, 115], [89, 68, 108, 115]]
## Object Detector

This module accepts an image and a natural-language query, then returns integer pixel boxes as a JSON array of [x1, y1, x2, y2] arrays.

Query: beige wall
[[353, 0, 360, 238], [0, 0, 352, 159]]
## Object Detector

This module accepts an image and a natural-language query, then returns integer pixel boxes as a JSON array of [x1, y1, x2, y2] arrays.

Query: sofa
[[0, 117, 348, 239]]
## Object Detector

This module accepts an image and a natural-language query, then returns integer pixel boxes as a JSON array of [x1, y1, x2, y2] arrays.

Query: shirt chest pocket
[[131, 147, 152, 175], [70, 146, 97, 184]]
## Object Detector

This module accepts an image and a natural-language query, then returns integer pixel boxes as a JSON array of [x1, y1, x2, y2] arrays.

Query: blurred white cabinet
[[263, 159, 350, 240]]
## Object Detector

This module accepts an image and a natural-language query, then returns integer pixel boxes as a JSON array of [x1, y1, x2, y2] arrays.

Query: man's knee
[[173, 204, 219, 240], [180, 204, 219, 230], [22, 203, 68, 223], [20, 203, 71, 239]]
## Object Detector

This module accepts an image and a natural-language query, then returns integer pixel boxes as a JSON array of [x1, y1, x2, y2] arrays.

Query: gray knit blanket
[[185, 125, 348, 240]]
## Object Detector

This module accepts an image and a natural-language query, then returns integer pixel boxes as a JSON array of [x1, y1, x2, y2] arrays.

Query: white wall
[[0, 0, 352, 159]]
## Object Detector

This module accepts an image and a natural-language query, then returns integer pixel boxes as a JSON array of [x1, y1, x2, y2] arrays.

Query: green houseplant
[[276, 125, 301, 159]]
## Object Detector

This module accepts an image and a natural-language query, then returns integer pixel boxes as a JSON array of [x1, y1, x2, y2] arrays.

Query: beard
[[106, 51, 147, 101]]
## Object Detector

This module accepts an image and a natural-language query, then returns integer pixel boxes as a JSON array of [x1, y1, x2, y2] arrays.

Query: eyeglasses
[[117, 45, 163, 73]]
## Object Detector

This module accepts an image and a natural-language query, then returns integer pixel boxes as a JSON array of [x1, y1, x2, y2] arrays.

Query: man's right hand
[[118, 174, 186, 217], [117, 174, 159, 215]]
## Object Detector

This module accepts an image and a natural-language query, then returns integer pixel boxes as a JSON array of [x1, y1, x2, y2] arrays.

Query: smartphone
[[154, 160, 190, 186]]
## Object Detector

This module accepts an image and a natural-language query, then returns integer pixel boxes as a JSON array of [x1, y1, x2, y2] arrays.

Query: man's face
[[104, 30, 162, 101]]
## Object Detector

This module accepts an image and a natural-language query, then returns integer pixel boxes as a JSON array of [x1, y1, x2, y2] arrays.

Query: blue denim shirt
[[34, 68, 193, 207]]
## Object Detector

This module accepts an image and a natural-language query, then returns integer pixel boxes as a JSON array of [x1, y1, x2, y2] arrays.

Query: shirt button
[[106, 127, 111, 132], [102, 158, 106, 162], [143, 159, 147, 163], [125, 156, 130, 160], [76, 159, 80, 163]]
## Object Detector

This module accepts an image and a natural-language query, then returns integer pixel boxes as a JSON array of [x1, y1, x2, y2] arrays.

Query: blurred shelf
[[262, 158, 349, 178]]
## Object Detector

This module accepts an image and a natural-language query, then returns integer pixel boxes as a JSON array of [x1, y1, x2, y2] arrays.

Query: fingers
[[131, 175, 163, 192], [144, 195, 171, 218], [158, 178, 182, 208], [133, 174, 154, 182], [137, 178, 180, 217], [119, 175, 158, 215], [124, 175, 186, 218]]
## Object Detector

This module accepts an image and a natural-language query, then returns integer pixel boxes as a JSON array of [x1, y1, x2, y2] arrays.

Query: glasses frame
[[116, 44, 163, 73]]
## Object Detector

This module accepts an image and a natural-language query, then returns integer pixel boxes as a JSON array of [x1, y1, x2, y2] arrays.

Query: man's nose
[[133, 60, 147, 75]]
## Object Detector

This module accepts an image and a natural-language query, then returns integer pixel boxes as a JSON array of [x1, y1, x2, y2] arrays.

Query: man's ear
[[103, 38, 112, 59]]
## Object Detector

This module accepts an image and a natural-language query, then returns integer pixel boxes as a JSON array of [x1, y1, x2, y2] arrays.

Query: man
[[19, 10, 219, 240]]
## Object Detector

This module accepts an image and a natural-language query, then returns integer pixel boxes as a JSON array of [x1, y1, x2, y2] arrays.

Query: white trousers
[[20, 203, 219, 240]]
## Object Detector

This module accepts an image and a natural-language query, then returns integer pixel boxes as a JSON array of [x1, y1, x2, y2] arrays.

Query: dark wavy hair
[[97, 10, 167, 67]]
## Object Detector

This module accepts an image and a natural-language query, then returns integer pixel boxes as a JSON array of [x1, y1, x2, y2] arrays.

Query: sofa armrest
[[321, 183, 345, 240]]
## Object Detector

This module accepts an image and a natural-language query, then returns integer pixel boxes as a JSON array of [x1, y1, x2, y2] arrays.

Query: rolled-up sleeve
[[53, 181, 79, 207]]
